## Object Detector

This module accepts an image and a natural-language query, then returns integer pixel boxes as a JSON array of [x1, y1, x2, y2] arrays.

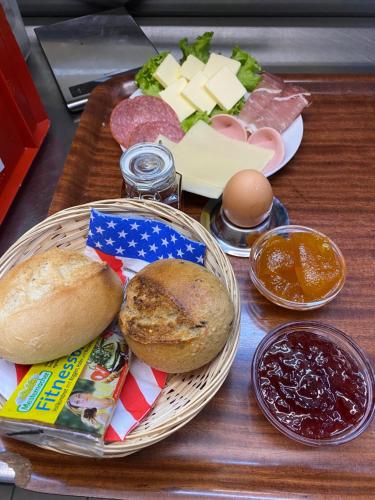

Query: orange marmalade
[[257, 232, 343, 302]]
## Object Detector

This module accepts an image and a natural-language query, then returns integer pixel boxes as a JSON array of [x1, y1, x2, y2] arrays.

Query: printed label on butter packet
[[0, 342, 95, 424], [55, 329, 129, 436], [0, 328, 130, 443]]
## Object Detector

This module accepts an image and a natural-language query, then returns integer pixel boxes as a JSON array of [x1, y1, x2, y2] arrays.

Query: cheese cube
[[203, 53, 241, 79], [205, 66, 246, 110], [153, 54, 181, 88], [181, 71, 217, 114], [159, 78, 196, 121], [163, 78, 187, 94], [181, 55, 205, 80]]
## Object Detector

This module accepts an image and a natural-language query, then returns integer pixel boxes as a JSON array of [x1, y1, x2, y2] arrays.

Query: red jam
[[258, 331, 368, 439]]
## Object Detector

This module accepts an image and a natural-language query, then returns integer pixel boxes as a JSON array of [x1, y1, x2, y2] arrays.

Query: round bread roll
[[0, 248, 123, 364], [119, 259, 234, 373]]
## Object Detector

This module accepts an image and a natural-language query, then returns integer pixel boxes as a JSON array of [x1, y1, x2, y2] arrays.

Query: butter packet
[[0, 327, 130, 456]]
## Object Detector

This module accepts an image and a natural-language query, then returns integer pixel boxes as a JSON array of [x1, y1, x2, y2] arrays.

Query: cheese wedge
[[206, 66, 246, 111], [203, 53, 241, 79], [181, 55, 205, 80], [181, 71, 217, 114], [159, 78, 196, 121], [153, 54, 181, 87], [158, 120, 274, 198]]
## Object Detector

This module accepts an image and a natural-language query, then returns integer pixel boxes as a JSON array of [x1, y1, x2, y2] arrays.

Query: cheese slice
[[158, 120, 274, 198], [205, 66, 246, 111], [153, 54, 181, 87], [181, 71, 217, 114], [203, 53, 241, 79], [163, 78, 187, 94], [181, 55, 205, 80], [159, 78, 196, 121]]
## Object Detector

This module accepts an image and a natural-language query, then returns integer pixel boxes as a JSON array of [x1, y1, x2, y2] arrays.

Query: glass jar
[[120, 143, 180, 208]]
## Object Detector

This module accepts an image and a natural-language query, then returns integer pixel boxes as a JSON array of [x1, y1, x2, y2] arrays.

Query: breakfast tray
[[2, 74, 374, 497]]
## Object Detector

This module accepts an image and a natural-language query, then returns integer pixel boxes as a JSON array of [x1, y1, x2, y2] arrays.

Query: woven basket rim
[[0, 199, 241, 457]]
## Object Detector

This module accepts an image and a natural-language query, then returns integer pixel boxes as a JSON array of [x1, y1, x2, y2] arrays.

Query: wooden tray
[[2, 74, 375, 498]]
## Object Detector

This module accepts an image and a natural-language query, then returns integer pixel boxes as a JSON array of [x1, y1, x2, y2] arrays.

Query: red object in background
[[0, 5, 50, 224]]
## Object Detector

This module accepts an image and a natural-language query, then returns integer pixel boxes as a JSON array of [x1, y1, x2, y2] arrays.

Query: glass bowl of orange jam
[[249, 225, 346, 310]]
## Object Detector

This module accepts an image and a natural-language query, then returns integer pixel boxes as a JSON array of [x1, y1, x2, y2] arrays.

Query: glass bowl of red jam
[[252, 321, 375, 446], [249, 225, 346, 310]]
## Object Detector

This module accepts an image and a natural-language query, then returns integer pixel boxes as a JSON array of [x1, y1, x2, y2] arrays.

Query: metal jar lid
[[120, 142, 175, 193]]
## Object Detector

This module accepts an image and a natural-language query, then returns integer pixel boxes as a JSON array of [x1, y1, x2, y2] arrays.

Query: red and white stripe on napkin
[[0, 359, 30, 400], [106, 361, 166, 441]]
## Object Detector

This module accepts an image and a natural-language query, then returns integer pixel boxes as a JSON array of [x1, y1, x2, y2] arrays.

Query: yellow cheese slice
[[203, 53, 241, 79], [153, 54, 181, 87], [181, 71, 217, 114], [159, 121, 274, 199], [181, 55, 205, 80], [163, 78, 188, 94], [159, 78, 196, 121], [205, 66, 246, 110]]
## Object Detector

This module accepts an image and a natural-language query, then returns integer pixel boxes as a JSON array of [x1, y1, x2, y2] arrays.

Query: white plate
[[119, 89, 303, 180]]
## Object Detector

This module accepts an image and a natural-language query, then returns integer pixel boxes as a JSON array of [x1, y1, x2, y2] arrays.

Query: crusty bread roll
[[0, 248, 123, 364], [119, 259, 234, 373]]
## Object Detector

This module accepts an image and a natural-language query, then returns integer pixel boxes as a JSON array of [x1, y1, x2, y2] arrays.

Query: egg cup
[[200, 197, 289, 258]]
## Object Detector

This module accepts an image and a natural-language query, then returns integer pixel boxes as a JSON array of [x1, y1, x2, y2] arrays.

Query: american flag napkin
[[0, 209, 206, 443], [86, 209, 206, 280]]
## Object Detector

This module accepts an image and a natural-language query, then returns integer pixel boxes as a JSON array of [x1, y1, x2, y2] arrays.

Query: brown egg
[[222, 169, 273, 227]]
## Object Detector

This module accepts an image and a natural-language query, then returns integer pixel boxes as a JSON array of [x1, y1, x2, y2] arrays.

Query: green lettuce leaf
[[135, 52, 168, 96], [179, 32, 214, 63], [231, 46, 262, 91], [181, 111, 211, 132], [180, 97, 245, 133]]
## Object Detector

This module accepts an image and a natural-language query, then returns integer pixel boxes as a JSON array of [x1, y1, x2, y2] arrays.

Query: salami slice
[[110, 95, 180, 148], [128, 120, 184, 147]]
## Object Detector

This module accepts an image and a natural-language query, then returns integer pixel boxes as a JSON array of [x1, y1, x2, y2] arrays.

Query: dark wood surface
[[1, 74, 375, 499]]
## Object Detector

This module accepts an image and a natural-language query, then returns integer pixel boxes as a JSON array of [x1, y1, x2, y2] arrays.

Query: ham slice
[[239, 72, 311, 133]]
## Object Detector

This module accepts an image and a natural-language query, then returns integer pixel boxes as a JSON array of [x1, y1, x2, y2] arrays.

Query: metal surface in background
[[18, 0, 375, 18], [35, 8, 157, 110], [138, 17, 375, 73]]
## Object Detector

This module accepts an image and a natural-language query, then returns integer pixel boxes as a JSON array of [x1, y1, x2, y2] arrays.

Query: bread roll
[[119, 259, 234, 373], [0, 248, 123, 364]]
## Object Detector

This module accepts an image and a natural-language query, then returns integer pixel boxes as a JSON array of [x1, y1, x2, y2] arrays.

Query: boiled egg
[[222, 169, 273, 227]]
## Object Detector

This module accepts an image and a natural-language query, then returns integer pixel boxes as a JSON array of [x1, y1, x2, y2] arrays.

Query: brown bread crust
[[0, 248, 123, 364], [119, 259, 234, 373]]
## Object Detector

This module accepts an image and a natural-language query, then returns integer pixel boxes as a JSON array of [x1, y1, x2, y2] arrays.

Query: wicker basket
[[0, 199, 241, 457]]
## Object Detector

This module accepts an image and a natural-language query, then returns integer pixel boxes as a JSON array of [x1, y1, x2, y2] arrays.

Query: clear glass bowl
[[252, 321, 375, 446], [249, 225, 346, 310]]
